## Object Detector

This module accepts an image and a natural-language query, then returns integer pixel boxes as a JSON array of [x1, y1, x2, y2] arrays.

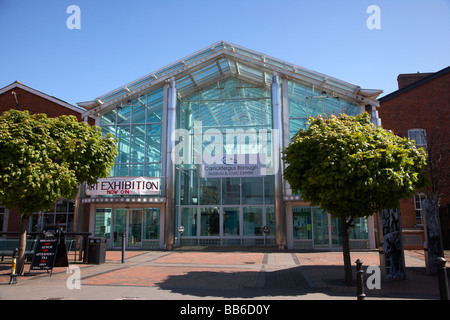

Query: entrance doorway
[[312, 208, 342, 249], [94, 207, 160, 249], [112, 208, 143, 248]]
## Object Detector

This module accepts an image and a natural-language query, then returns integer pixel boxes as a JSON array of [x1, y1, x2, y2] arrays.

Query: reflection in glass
[[200, 207, 219, 236], [223, 207, 239, 236], [243, 207, 262, 236], [293, 207, 312, 240], [181, 208, 197, 236]]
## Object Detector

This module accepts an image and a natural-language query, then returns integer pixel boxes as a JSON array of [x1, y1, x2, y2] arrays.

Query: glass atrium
[[79, 41, 381, 250]]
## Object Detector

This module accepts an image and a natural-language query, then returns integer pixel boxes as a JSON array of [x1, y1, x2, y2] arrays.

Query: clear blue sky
[[1, 0, 449, 106]]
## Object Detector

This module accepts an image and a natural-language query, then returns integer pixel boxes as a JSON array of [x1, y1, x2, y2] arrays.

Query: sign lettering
[[86, 177, 161, 196]]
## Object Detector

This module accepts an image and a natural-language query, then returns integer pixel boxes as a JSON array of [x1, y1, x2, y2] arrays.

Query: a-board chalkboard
[[30, 238, 59, 271]]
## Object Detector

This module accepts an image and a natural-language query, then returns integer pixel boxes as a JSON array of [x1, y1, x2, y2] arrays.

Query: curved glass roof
[[79, 41, 382, 118]]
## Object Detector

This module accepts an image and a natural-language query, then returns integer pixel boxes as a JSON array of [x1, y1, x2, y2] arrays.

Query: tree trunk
[[341, 218, 353, 283], [17, 214, 29, 276]]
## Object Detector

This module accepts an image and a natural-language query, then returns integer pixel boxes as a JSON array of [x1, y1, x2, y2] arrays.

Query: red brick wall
[[378, 71, 450, 233], [0, 86, 95, 125]]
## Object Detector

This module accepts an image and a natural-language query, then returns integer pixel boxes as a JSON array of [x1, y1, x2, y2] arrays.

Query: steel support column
[[164, 78, 177, 250], [272, 73, 286, 250]]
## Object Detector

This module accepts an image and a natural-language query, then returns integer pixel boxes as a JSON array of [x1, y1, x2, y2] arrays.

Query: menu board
[[30, 238, 59, 271]]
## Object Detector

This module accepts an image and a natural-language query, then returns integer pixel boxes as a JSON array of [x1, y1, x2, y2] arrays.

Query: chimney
[[397, 72, 434, 89]]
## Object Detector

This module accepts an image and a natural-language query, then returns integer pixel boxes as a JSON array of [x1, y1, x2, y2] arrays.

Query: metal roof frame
[[79, 41, 382, 119]]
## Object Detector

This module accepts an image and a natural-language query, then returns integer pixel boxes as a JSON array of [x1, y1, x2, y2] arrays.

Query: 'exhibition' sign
[[86, 177, 161, 196]]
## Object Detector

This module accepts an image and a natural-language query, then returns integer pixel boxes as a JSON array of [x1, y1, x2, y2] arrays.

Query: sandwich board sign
[[28, 228, 69, 276]]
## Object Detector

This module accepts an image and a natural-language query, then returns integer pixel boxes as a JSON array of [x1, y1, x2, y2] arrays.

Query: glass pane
[[94, 208, 111, 239], [307, 99, 323, 118], [341, 99, 359, 116], [323, 97, 340, 116], [132, 99, 146, 123], [101, 110, 116, 125], [181, 208, 197, 236], [144, 163, 161, 177], [313, 208, 329, 248], [243, 207, 262, 236], [101, 125, 115, 139], [289, 118, 308, 140], [115, 164, 128, 177], [180, 169, 199, 205], [200, 178, 221, 205], [129, 209, 142, 247], [223, 207, 239, 236], [146, 124, 162, 163], [222, 178, 240, 205], [331, 216, 342, 247], [143, 208, 160, 240], [242, 177, 263, 204], [293, 207, 312, 240], [130, 125, 146, 163], [349, 217, 368, 239], [200, 207, 219, 236], [55, 199, 68, 213], [113, 209, 127, 247], [117, 125, 130, 163], [129, 164, 143, 176], [264, 176, 274, 204], [265, 206, 276, 236], [117, 105, 132, 124], [147, 89, 163, 123]]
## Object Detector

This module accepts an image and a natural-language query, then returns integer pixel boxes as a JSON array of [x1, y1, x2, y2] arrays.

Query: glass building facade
[[78, 41, 380, 250]]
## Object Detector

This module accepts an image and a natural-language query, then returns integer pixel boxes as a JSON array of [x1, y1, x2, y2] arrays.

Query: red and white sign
[[86, 177, 161, 196]]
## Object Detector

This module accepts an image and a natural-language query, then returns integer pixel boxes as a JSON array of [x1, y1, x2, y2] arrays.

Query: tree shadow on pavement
[[157, 265, 443, 300]]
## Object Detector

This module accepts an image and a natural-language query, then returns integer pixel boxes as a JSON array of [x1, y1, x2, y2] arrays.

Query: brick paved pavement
[[0, 248, 448, 301]]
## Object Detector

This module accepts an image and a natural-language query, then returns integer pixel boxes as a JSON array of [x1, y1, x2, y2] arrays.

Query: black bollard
[[356, 259, 366, 300], [121, 233, 126, 264], [436, 257, 449, 300], [9, 248, 18, 284]]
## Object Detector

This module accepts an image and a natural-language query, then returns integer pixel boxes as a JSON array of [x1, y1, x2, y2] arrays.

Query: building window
[[414, 193, 426, 226], [288, 81, 360, 140], [101, 88, 163, 178], [31, 199, 75, 232], [408, 129, 427, 153]]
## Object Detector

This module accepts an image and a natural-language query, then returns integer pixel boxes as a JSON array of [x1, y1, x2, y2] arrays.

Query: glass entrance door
[[128, 209, 143, 247], [113, 208, 127, 247], [313, 208, 330, 248], [112, 208, 143, 249]]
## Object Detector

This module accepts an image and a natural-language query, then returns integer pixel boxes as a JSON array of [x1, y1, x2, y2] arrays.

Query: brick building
[[0, 81, 95, 235], [378, 66, 450, 249]]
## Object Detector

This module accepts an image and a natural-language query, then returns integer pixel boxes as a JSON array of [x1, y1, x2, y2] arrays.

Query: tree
[[282, 113, 428, 282], [0, 110, 117, 274]]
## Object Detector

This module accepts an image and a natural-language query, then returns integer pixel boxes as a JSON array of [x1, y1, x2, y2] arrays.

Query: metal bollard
[[9, 248, 18, 284], [356, 259, 366, 300], [121, 233, 126, 263], [436, 257, 449, 300]]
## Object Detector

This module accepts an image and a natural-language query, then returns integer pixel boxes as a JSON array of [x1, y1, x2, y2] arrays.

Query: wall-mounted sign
[[86, 177, 161, 196], [198, 154, 268, 178]]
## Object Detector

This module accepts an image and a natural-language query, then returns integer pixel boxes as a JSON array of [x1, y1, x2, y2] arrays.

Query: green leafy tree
[[282, 113, 428, 282], [0, 110, 117, 274]]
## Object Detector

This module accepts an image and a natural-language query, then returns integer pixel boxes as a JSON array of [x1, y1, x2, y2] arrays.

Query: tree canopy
[[283, 113, 428, 218], [282, 112, 428, 281], [0, 110, 117, 216]]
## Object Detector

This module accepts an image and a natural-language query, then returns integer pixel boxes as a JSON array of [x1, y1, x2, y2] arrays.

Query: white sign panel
[[199, 154, 267, 178], [86, 177, 161, 196]]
